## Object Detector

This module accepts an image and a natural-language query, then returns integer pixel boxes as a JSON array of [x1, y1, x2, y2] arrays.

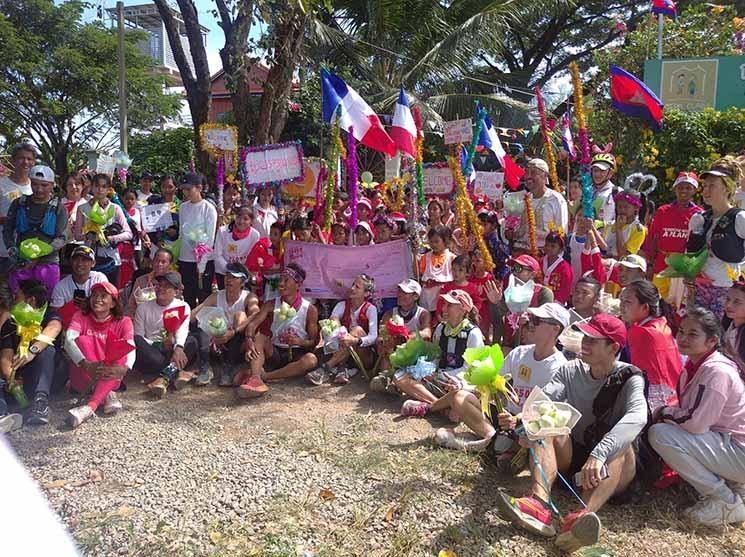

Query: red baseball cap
[[508, 254, 540, 274], [673, 171, 699, 189], [91, 281, 120, 300], [440, 289, 474, 312], [572, 313, 627, 349]]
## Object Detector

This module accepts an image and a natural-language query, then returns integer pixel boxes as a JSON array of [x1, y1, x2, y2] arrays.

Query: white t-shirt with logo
[[50, 271, 108, 308], [501, 344, 567, 414], [0, 176, 32, 257]]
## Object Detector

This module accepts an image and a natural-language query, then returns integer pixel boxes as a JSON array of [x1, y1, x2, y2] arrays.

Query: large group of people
[[2, 140, 745, 552]]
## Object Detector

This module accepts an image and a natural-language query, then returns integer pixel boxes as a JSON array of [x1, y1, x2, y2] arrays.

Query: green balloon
[[360, 171, 374, 183]]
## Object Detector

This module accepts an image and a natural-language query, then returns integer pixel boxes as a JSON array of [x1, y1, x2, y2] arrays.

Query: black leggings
[[193, 324, 245, 365], [134, 335, 199, 376], [178, 260, 215, 308]]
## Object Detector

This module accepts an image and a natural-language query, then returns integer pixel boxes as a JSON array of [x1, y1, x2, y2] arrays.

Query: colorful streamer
[[448, 156, 495, 271], [462, 107, 487, 179], [216, 155, 225, 211], [570, 61, 594, 218], [347, 126, 359, 230], [412, 106, 426, 207], [324, 108, 343, 230], [534, 87, 561, 192], [525, 193, 538, 258]]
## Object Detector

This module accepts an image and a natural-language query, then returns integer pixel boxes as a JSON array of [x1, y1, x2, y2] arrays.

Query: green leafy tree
[[128, 128, 197, 178], [0, 0, 181, 178]]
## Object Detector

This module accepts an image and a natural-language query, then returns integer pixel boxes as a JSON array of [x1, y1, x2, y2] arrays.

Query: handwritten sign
[[243, 142, 304, 187], [96, 154, 116, 177], [141, 203, 173, 233], [443, 118, 473, 145], [473, 171, 504, 200], [284, 239, 413, 299], [423, 164, 455, 197], [201, 124, 238, 153]]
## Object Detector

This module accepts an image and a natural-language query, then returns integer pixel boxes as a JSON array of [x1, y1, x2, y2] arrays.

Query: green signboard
[[644, 55, 745, 111]]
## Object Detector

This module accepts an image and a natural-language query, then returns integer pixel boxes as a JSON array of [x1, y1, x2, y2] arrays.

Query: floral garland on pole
[[569, 62, 594, 219], [347, 126, 359, 230], [324, 107, 344, 230], [534, 86, 561, 192], [412, 106, 426, 207], [448, 156, 494, 271], [524, 193, 538, 258]]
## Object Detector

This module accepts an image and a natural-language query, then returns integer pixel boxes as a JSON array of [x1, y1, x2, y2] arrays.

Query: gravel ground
[[7, 373, 745, 557]]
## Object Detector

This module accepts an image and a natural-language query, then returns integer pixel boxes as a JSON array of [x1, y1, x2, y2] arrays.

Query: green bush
[[128, 127, 196, 178]]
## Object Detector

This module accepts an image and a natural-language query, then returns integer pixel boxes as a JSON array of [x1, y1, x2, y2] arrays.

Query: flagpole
[[657, 13, 664, 59]]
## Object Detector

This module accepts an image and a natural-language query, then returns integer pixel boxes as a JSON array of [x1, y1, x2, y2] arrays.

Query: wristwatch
[[29, 344, 41, 355]]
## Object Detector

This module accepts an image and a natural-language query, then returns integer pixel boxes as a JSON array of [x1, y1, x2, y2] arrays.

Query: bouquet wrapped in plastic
[[160, 305, 188, 344], [183, 223, 213, 288], [462, 344, 517, 418], [83, 201, 116, 246], [385, 314, 410, 339], [319, 319, 348, 354], [521, 386, 581, 441], [19, 238, 54, 260], [133, 286, 157, 304], [389, 334, 441, 380], [658, 248, 708, 280], [197, 307, 229, 338], [6, 302, 48, 408]]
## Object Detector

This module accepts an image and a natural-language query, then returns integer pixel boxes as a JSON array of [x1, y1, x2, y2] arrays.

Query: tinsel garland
[[347, 126, 359, 230], [381, 176, 407, 212], [524, 193, 538, 257], [462, 107, 487, 191], [324, 109, 342, 230], [534, 87, 561, 192], [448, 156, 495, 271], [314, 162, 327, 224], [412, 106, 426, 207], [216, 155, 225, 210], [570, 61, 594, 218]]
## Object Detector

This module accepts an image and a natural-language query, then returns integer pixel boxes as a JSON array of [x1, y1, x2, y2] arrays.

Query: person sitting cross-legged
[[649, 307, 745, 528], [495, 313, 648, 553], [306, 273, 378, 386], [434, 303, 569, 460], [238, 263, 319, 398]]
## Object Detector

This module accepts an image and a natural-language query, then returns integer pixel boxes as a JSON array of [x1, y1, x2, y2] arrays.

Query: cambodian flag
[[651, 0, 677, 19], [561, 110, 576, 160], [610, 65, 665, 131], [390, 87, 417, 158], [321, 68, 397, 157], [476, 106, 524, 190]]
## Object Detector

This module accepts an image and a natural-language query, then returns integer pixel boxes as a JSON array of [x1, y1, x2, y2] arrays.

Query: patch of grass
[[385, 524, 425, 557]]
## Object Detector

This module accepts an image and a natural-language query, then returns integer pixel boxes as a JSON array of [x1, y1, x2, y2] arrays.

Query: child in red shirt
[[469, 248, 494, 342], [540, 231, 573, 304], [436, 254, 482, 323]]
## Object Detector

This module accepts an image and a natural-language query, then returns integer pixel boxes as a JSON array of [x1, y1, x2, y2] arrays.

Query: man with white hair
[[514, 158, 569, 253]]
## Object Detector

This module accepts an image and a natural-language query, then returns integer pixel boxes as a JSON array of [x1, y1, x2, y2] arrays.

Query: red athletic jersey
[[645, 202, 703, 274], [540, 257, 574, 304]]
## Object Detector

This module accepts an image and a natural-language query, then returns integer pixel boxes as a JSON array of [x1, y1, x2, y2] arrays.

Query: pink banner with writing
[[284, 239, 414, 299]]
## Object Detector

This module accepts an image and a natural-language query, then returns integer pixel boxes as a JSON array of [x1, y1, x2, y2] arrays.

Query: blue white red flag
[[476, 105, 524, 190], [321, 68, 397, 157], [390, 87, 417, 158], [610, 65, 665, 131], [651, 0, 677, 19]]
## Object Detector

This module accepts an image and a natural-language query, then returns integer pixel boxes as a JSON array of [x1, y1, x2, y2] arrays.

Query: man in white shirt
[[50, 245, 107, 322], [0, 143, 35, 305], [133, 272, 198, 398], [514, 159, 569, 252], [252, 186, 278, 239], [177, 172, 217, 307], [435, 303, 570, 454]]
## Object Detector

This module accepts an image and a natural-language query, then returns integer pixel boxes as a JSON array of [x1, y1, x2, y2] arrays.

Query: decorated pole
[[216, 155, 225, 211], [534, 86, 561, 192], [462, 106, 487, 185], [347, 126, 359, 230], [412, 106, 426, 207], [569, 62, 595, 219]]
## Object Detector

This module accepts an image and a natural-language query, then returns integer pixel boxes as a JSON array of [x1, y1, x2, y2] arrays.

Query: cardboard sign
[[284, 239, 413, 299], [201, 125, 238, 152], [443, 118, 473, 145], [473, 171, 504, 200], [243, 142, 304, 186], [423, 165, 455, 197], [96, 154, 116, 177], [140, 203, 174, 233], [283, 159, 322, 198]]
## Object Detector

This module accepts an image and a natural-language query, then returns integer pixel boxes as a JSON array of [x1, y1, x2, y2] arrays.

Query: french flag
[[321, 69, 397, 157], [477, 107, 524, 190], [390, 87, 417, 158], [561, 110, 577, 160], [651, 0, 677, 19]]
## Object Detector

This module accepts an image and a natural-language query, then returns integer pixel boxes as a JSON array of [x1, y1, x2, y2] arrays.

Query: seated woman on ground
[[190, 262, 259, 387], [64, 282, 134, 428], [395, 289, 484, 419], [306, 274, 378, 386], [126, 248, 175, 317], [369, 279, 432, 393]]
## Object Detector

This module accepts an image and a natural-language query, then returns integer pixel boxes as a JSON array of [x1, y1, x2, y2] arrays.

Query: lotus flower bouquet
[[197, 307, 229, 338], [184, 224, 213, 288], [83, 201, 116, 246], [521, 386, 581, 441], [319, 319, 347, 354]]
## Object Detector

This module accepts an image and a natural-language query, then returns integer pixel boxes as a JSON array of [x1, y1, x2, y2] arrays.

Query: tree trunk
[[54, 145, 69, 182], [254, 9, 306, 145]]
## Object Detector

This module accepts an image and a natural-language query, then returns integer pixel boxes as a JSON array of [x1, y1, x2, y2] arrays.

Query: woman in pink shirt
[[64, 282, 135, 428], [649, 307, 745, 528]]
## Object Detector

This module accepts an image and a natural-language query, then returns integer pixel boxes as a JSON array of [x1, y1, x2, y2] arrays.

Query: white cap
[[526, 302, 571, 329], [397, 278, 422, 296], [526, 158, 549, 174], [29, 165, 54, 183], [617, 254, 647, 273]]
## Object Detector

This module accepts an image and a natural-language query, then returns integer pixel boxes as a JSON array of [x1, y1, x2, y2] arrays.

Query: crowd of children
[[2, 141, 745, 552]]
